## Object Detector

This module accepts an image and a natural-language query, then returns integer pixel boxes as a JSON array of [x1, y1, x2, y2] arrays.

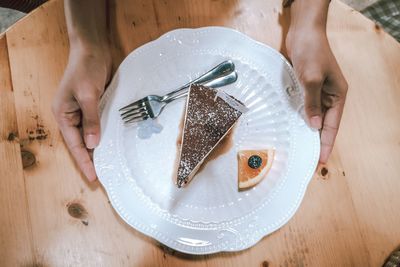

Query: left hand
[[52, 46, 111, 181], [286, 28, 348, 163]]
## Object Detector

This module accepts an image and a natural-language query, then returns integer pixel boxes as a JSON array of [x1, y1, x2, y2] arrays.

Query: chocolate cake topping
[[176, 84, 247, 187]]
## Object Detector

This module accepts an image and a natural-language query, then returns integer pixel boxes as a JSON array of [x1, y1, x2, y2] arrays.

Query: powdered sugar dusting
[[177, 84, 246, 187]]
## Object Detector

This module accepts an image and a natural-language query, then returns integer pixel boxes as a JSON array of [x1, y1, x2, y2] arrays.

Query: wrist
[[288, 0, 330, 40], [69, 31, 109, 51], [69, 41, 112, 75], [286, 27, 327, 59], [287, 25, 327, 43], [64, 0, 109, 61], [70, 41, 108, 59]]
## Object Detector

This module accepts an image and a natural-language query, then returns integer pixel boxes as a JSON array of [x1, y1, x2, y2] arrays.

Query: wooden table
[[1, 0, 399, 266]]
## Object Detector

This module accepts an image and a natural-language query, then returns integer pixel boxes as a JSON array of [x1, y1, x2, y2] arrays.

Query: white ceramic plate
[[94, 27, 320, 255]]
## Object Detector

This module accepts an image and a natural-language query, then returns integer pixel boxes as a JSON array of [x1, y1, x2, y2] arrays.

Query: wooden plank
[[0, 34, 34, 266], [328, 2, 400, 266], [5, 2, 171, 266]]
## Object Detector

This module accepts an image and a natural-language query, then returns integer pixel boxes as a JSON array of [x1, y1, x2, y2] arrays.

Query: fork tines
[[119, 100, 149, 123]]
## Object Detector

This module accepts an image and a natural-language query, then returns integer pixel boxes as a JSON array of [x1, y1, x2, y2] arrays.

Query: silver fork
[[120, 71, 238, 124], [119, 60, 238, 124]]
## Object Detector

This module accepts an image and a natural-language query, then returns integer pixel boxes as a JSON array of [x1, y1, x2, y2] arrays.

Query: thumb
[[300, 73, 324, 130], [78, 92, 101, 149]]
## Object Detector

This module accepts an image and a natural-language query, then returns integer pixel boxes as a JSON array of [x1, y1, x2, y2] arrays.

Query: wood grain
[[328, 2, 400, 265], [1, 0, 399, 266], [0, 34, 34, 266]]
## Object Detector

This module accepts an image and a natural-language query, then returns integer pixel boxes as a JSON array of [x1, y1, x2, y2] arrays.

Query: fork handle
[[163, 71, 238, 103], [162, 60, 234, 102]]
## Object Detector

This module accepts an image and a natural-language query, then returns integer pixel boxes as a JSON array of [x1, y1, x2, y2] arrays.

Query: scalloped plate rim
[[94, 26, 320, 255]]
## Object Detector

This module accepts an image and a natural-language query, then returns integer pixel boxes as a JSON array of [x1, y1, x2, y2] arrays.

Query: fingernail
[[88, 174, 98, 182], [84, 165, 98, 182], [310, 116, 322, 130], [85, 134, 98, 149]]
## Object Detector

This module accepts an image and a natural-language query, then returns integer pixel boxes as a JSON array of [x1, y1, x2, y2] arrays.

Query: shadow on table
[[155, 242, 250, 260], [278, 4, 291, 59]]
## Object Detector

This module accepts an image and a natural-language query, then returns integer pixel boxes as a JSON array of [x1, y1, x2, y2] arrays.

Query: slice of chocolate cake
[[176, 84, 248, 188]]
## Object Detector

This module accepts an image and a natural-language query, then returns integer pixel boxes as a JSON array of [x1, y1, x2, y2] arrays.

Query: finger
[[60, 123, 98, 182], [76, 90, 101, 149], [319, 101, 345, 163], [299, 72, 324, 129]]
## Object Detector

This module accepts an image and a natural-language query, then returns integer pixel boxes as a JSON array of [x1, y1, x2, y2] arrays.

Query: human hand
[[52, 47, 111, 181], [286, 28, 348, 163]]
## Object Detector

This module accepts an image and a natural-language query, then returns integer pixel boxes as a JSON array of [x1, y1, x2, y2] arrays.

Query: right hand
[[52, 46, 111, 181], [286, 28, 348, 163]]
